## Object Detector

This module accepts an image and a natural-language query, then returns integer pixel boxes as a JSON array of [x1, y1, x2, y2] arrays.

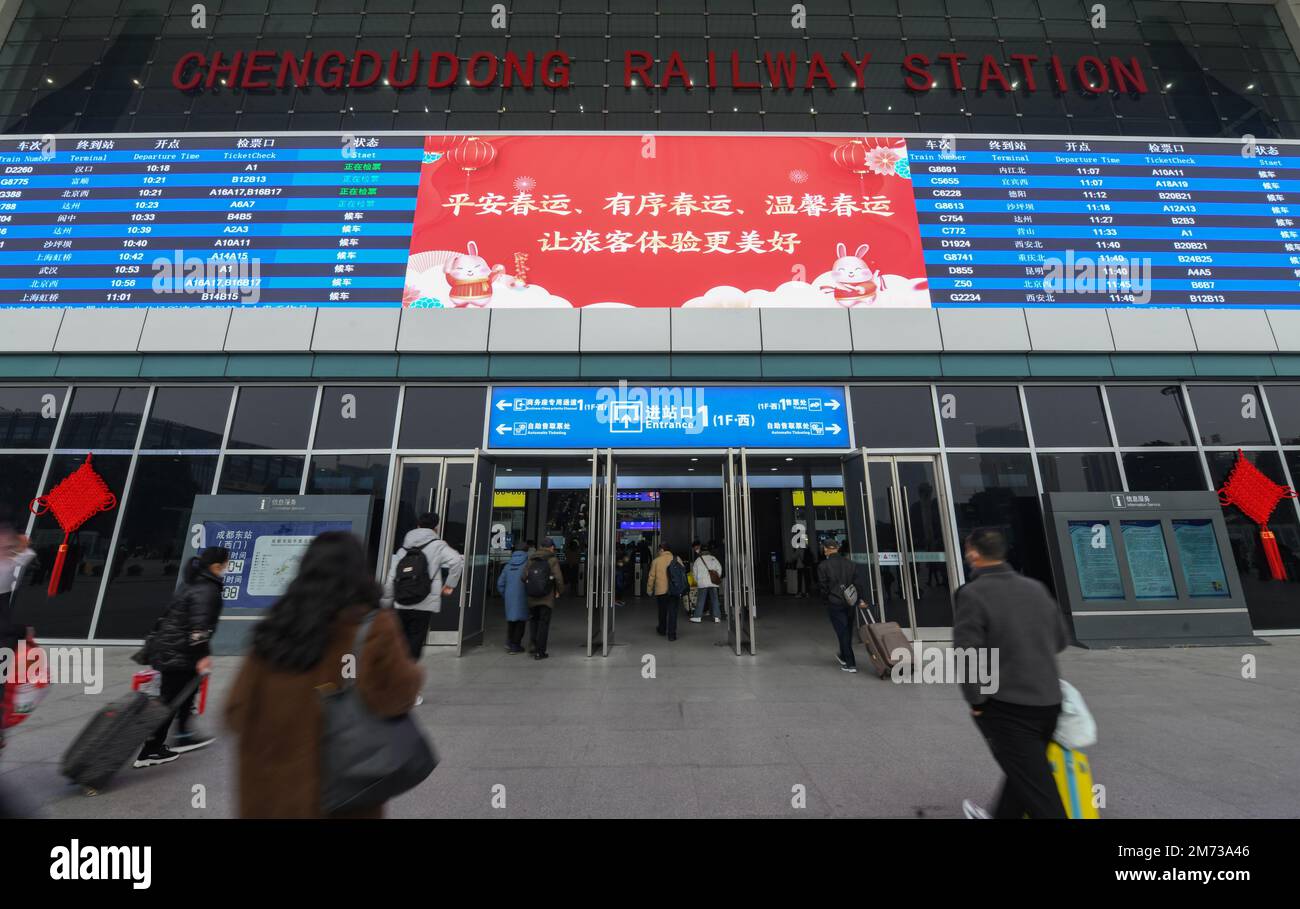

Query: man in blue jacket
[[497, 544, 530, 654]]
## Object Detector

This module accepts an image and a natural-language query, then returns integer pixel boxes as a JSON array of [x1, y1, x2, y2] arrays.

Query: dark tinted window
[[141, 386, 232, 450], [96, 455, 219, 639], [1264, 386, 1300, 445], [227, 386, 317, 450], [0, 386, 64, 449], [850, 386, 938, 448], [307, 454, 389, 565], [1038, 453, 1123, 493], [312, 386, 400, 450], [0, 453, 46, 531], [1122, 452, 1207, 491], [399, 386, 488, 449], [946, 452, 1052, 587], [1187, 385, 1273, 446], [936, 386, 1027, 448], [217, 454, 304, 494], [1208, 450, 1300, 631], [56, 386, 148, 450], [1025, 386, 1111, 447], [15, 453, 132, 638], [1106, 386, 1195, 447]]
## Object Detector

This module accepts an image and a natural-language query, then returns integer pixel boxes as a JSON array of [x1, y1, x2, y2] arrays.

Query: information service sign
[[487, 385, 849, 449]]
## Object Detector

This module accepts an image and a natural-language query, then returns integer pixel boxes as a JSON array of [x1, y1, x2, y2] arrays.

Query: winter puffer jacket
[[148, 559, 224, 672]]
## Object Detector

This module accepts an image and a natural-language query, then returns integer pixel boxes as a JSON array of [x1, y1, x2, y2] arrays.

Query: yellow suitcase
[[1047, 742, 1101, 819]]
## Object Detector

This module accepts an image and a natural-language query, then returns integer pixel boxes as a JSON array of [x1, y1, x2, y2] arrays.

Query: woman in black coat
[[135, 545, 229, 768]]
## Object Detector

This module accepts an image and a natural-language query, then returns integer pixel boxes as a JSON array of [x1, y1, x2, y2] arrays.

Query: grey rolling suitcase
[[60, 676, 200, 794]]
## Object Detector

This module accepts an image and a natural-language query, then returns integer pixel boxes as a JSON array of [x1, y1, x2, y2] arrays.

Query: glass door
[[724, 448, 757, 654], [455, 450, 496, 655], [586, 449, 613, 657], [864, 456, 958, 639], [383, 455, 479, 650]]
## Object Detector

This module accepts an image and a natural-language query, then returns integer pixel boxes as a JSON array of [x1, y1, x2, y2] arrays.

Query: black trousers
[[396, 608, 433, 661], [973, 699, 1066, 819], [143, 669, 199, 752], [506, 620, 527, 648], [656, 594, 679, 637], [528, 604, 553, 654], [826, 602, 856, 667]]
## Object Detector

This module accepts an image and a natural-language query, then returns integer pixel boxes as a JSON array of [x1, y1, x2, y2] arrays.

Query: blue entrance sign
[[487, 385, 849, 449]]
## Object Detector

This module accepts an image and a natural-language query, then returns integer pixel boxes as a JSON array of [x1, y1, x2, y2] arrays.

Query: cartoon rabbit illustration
[[443, 241, 507, 306], [821, 242, 885, 306]]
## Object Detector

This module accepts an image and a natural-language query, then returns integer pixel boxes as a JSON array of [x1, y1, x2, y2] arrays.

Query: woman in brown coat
[[225, 532, 423, 818]]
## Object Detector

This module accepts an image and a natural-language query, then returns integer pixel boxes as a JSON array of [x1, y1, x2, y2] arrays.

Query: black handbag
[[318, 612, 437, 815]]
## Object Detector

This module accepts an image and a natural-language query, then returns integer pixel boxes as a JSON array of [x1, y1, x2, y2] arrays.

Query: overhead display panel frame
[[0, 131, 1295, 311]]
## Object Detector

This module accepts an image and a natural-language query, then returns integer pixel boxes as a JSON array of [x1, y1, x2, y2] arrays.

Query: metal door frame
[[724, 448, 758, 655], [381, 454, 479, 650], [864, 453, 959, 639], [454, 449, 494, 656]]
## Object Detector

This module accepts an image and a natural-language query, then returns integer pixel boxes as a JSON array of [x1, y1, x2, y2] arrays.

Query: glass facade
[[2, 0, 1296, 138], [6, 379, 1300, 638]]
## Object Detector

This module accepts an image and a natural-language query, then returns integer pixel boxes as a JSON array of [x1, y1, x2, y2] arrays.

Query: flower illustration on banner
[[788, 168, 809, 184], [422, 151, 443, 164], [893, 156, 911, 179], [514, 175, 537, 193], [865, 144, 902, 175]]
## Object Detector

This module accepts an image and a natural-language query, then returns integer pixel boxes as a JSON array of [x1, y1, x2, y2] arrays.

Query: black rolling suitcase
[[60, 676, 201, 795]]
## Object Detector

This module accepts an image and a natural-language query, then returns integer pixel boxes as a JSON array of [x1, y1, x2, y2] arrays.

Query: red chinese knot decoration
[[1217, 449, 1297, 581], [29, 453, 118, 597]]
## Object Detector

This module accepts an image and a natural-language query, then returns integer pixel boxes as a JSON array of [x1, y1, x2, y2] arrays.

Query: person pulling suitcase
[[133, 545, 229, 768]]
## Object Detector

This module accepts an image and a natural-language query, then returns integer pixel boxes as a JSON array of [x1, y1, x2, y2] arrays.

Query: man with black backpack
[[816, 538, 868, 673], [383, 513, 464, 672], [648, 543, 688, 641], [524, 540, 565, 660]]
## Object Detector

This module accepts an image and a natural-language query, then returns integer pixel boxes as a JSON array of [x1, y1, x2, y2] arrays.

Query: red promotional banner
[[404, 134, 931, 309]]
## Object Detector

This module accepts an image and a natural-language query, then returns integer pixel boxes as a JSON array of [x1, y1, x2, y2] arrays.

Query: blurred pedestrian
[[226, 532, 422, 818]]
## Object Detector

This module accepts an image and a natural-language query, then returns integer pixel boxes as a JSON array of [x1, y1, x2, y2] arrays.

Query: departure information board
[[1, 132, 1297, 310], [909, 136, 1300, 308], [0, 134, 423, 308]]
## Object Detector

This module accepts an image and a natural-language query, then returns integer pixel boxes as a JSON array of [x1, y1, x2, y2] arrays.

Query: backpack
[[393, 541, 434, 606], [524, 558, 554, 598], [667, 559, 689, 596]]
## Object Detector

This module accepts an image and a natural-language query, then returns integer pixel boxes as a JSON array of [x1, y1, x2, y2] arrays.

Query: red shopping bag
[[1, 636, 49, 729]]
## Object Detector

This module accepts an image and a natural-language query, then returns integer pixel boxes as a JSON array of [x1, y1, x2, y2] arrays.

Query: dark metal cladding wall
[[0, 0, 1295, 138]]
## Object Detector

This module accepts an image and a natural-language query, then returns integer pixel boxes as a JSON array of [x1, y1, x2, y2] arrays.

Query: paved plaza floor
[[4, 595, 1297, 818]]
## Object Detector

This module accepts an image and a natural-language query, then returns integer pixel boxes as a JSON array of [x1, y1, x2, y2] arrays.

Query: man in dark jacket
[[135, 545, 229, 768], [525, 541, 565, 661], [816, 539, 867, 673], [954, 527, 1069, 820]]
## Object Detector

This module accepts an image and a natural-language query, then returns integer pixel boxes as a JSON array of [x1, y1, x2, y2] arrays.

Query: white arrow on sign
[[825, 399, 841, 411], [829, 424, 842, 435], [495, 424, 513, 434], [495, 399, 513, 411]]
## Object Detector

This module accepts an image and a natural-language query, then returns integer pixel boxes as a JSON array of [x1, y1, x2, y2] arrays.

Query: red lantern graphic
[[1217, 449, 1297, 581], [445, 136, 497, 174], [831, 138, 868, 175], [29, 453, 118, 597]]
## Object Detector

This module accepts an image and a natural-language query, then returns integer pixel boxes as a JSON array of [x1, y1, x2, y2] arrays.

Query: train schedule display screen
[[0, 132, 1296, 311]]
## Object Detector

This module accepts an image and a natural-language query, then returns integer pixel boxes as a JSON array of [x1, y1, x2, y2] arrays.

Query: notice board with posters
[[1044, 492, 1256, 648], [181, 494, 373, 655]]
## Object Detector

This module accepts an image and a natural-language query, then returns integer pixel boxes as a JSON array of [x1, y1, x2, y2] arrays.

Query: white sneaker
[[414, 695, 425, 707], [689, 616, 702, 623], [713, 617, 720, 623], [962, 799, 992, 819]]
